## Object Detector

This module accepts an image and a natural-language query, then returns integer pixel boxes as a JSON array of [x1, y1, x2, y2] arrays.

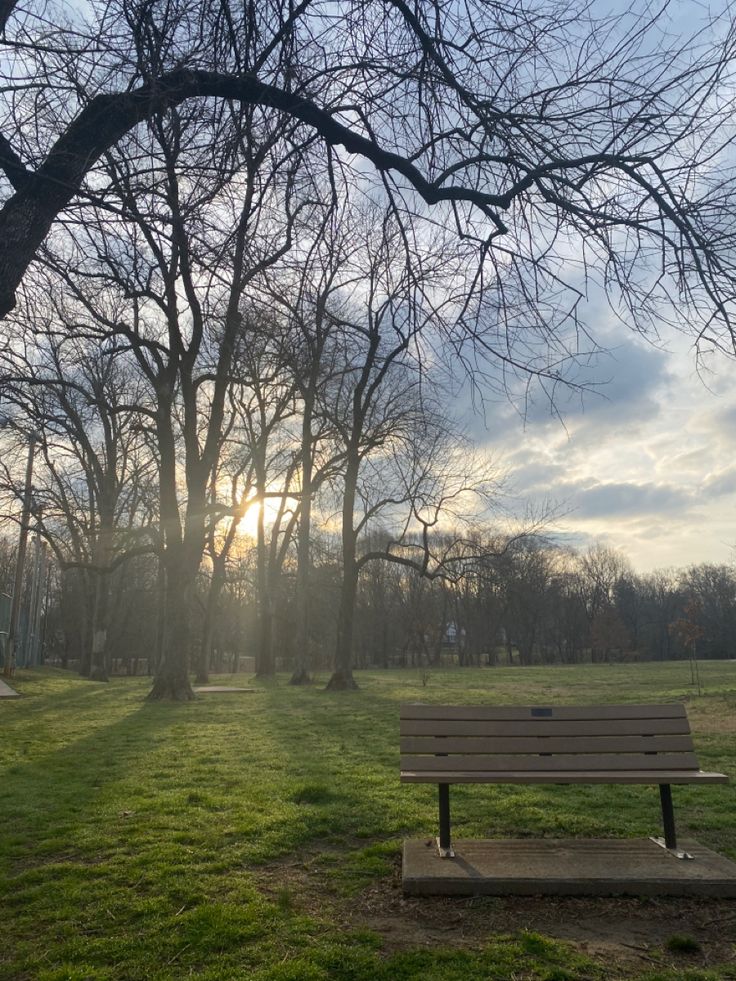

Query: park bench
[[400, 703, 728, 859]]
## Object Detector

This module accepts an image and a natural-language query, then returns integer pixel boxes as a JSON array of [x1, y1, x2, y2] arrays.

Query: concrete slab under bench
[[402, 837, 736, 897]]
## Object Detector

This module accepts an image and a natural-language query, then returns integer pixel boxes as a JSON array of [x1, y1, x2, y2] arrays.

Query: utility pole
[[3, 432, 38, 678]]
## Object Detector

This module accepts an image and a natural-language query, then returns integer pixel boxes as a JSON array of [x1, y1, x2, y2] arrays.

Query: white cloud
[[456, 323, 736, 572]]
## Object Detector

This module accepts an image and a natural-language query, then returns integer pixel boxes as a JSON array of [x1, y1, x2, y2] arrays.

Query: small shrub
[[666, 934, 702, 954], [520, 930, 556, 956]]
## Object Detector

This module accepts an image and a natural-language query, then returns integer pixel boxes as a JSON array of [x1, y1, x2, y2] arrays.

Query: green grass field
[[1, 661, 735, 980]]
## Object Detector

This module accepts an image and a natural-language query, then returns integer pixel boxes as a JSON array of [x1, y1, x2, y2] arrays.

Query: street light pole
[[3, 432, 38, 678]]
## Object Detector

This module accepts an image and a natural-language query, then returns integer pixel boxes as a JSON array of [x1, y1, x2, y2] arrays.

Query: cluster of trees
[[0, 201, 500, 691], [273, 540, 736, 668], [0, 0, 735, 697], [4, 531, 736, 675], [423, 544, 736, 667]]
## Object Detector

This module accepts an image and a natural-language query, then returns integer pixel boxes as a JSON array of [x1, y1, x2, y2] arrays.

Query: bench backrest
[[400, 703, 699, 775]]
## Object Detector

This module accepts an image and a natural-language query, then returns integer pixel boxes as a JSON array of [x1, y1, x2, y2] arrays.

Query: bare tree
[[260, 202, 371, 685], [230, 317, 300, 679], [578, 543, 632, 662], [0, 312, 155, 679], [19, 96, 310, 698], [197, 455, 254, 685], [0, 0, 733, 351]]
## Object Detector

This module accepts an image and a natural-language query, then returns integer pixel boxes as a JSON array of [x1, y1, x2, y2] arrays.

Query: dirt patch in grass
[[256, 847, 736, 977]]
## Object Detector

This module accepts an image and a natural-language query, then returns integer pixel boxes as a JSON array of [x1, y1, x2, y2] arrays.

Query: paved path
[[193, 686, 259, 694], [0, 678, 20, 698]]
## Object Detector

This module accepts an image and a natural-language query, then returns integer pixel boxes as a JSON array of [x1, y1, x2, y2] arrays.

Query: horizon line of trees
[[2, 529, 736, 676]]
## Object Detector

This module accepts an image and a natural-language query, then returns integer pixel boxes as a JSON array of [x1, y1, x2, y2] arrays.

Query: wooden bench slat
[[400, 718, 692, 737], [400, 751, 701, 772], [400, 769, 730, 785], [400, 703, 687, 721], [400, 734, 695, 755]]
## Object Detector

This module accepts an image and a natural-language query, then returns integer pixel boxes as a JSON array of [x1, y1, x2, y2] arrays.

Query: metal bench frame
[[400, 703, 728, 860]]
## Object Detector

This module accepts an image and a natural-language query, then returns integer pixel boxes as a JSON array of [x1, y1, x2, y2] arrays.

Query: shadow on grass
[[0, 697, 187, 873], [1, 669, 734, 981], [3, 670, 733, 878], [250, 681, 736, 866]]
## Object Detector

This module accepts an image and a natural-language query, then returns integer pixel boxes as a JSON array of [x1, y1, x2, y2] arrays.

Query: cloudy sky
[[465, 318, 736, 574], [438, 0, 736, 575]]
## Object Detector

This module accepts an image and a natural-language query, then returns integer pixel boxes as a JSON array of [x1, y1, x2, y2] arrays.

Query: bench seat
[[402, 769, 728, 784], [400, 702, 728, 857]]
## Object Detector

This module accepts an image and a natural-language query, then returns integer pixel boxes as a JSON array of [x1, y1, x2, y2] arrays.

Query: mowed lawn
[[1, 662, 735, 981]]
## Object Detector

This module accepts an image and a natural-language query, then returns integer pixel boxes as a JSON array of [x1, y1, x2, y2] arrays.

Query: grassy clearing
[[1, 661, 735, 980]]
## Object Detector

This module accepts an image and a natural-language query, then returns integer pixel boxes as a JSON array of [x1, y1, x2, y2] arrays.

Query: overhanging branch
[[0, 67, 511, 317]]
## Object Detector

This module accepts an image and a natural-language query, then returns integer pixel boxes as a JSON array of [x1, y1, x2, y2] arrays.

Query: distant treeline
[[2, 533, 732, 673]]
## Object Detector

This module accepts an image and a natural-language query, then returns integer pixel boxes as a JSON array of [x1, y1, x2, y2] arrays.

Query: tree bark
[[326, 455, 360, 690], [147, 556, 195, 700], [330, 567, 359, 685]]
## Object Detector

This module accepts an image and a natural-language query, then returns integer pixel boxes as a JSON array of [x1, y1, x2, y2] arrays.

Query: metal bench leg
[[659, 784, 677, 850], [437, 784, 455, 858], [651, 784, 692, 860]]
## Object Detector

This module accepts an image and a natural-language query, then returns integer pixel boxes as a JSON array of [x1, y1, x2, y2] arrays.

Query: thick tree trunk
[[148, 556, 195, 701], [255, 606, 274, 678], [148, 402, 200, 700], [196, 611, 213, 686], [290, 664, 312, 685], [326, 571, 360, 687], [327, 456, 360, 690], [152, 556, 166, 676], [325, 669, 358, 690]]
